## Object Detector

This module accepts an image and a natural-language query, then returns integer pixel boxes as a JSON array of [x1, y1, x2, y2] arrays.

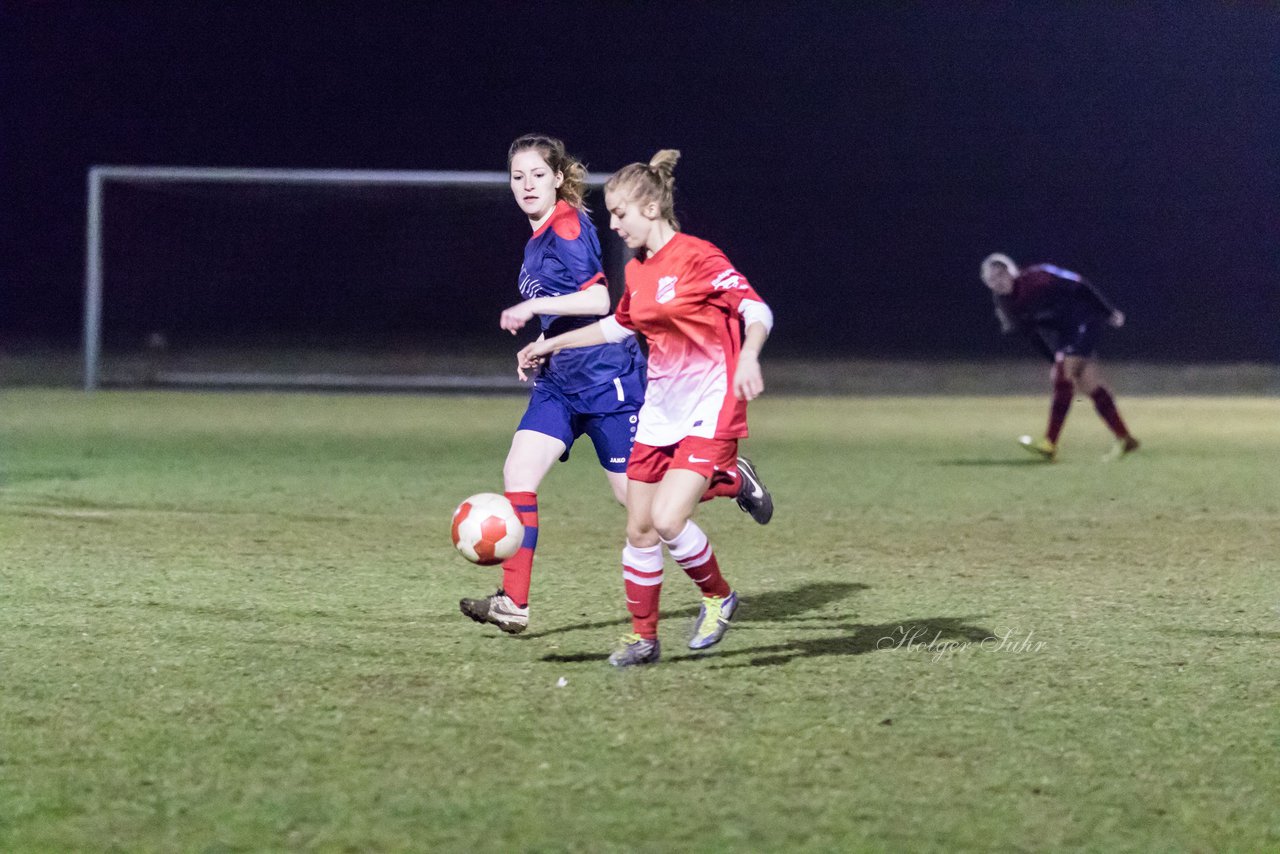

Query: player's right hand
[[733, 353, 765, 401], [501, 301, 536, 334]]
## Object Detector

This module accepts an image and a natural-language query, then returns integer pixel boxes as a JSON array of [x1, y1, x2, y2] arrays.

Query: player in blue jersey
[[981, 253, 1139, 461], [460, 134, 647, 635]]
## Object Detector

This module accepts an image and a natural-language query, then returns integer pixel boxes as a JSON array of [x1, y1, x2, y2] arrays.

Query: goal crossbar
[[82, 165, 612, 391]]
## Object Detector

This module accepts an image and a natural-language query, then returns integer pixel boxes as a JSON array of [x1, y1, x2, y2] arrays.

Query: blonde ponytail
[[606, 148, 682, 230], [648, 149, 680, 186]]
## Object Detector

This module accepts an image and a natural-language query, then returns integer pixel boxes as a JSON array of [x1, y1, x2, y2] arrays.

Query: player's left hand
[[1108, 310, 1125, 328], [733, 354, 764, 401], [501, 301, 536, 334], [515, 341, 547, 382]]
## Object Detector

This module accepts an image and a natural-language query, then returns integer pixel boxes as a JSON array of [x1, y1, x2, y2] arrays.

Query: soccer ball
[[450, 492, 524, 565]]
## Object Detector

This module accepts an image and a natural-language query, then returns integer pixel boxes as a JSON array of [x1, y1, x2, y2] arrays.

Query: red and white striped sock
[[662, 520, 731, 599], [622, 541, 664, 639]]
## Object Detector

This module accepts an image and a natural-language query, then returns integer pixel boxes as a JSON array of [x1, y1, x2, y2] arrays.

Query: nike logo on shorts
[[687, 455, 711, 463]]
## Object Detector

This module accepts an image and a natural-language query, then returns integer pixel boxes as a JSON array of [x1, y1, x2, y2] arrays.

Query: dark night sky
[[2, 2, 1277, 359]]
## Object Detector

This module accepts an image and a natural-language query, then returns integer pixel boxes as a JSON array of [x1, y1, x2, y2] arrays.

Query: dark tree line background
[[3, 2, 1277, 361]]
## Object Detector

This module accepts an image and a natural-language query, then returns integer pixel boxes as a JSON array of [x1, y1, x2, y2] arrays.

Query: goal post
[[82, 165, 625, 391]]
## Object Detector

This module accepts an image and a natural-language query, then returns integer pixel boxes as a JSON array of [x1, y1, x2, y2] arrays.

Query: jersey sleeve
[[738, 298, 774, 333], [1042, 264, 1117, 316], [545, 231, 606, 291], [599, 315, 636, 343], [692, 249, 764, 313], [1075, 276, 1118, 316], [612, 279, 636, 331]]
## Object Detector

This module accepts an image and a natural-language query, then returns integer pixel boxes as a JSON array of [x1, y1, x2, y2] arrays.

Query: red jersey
[[612, 233, 766, 446]]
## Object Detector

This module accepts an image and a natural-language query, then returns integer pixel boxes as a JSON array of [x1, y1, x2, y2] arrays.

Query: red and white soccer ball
[[450, 492, 524, 566]]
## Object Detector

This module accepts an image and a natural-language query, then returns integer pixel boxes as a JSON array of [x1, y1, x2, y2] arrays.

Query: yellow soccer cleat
[[1018, 435, 1057, 461], [689, 590, 739, 650]]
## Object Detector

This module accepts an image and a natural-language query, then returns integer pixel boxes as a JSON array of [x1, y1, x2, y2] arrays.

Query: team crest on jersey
[[656, 276, 678, 304], [711, 269, 746, 291]]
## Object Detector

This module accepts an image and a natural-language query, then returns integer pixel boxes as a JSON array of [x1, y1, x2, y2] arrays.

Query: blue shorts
[[1053, 319, 1102, 358], [517, 371, 645, 473]]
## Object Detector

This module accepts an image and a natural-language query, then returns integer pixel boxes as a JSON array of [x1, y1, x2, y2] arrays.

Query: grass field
[[2, 389, 1277, 852]]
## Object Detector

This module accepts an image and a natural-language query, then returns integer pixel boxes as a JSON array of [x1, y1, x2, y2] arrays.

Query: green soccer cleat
[[1102, 435, 1141, 462], [689, 590, 739, 650], [608, 633, 661, 667], [1018, 434, 1057, 461]]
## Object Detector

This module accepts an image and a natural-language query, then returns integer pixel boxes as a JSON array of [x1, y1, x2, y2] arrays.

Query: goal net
[[82, 166, 627, 390]]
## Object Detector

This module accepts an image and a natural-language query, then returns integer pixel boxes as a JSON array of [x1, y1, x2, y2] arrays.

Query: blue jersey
[[518, 200, 643, 393]]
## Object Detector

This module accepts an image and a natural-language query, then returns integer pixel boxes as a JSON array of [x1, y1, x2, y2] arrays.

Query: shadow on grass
[[935, 458, 1047, 467], [739, 581, 871, 622], [693, 616, 994, 668], [543, 615, 994, 666], [527, 581, 870, 643]]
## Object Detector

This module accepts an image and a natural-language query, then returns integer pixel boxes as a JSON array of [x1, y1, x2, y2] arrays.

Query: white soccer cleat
[[459, 589, 529, 634], [1102, 436, 1140, 462]]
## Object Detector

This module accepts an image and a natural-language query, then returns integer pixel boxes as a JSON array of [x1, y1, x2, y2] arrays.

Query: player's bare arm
[[500, 284, 612, 334], [515, 321, 608, 381], [734, 321, 769, 401]]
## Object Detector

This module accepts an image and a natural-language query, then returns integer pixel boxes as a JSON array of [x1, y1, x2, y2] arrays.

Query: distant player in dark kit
[[981, 253, 1139, 462]]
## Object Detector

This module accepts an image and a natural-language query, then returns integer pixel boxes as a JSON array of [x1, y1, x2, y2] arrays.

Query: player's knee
[[1074, 368, 1101, 393], [649, 508, 689, 541], [626, 522, 658, 548]]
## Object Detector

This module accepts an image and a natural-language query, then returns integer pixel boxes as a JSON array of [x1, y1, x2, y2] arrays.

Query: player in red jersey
[[517, 149, 774, 666], [981, 253, 1140, 461]]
